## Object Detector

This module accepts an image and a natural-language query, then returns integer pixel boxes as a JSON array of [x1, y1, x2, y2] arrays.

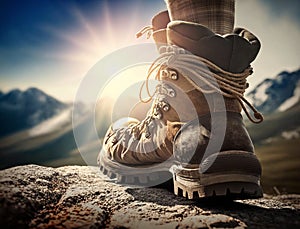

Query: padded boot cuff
[[167, 21, 261, 73]]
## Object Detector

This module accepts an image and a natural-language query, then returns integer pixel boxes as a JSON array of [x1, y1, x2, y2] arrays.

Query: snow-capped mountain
[[246, 69, 300, 114], [0, 87, 68, 137]]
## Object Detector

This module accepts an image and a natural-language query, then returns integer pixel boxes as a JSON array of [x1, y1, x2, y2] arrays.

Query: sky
[[0, 0, 299, 102]]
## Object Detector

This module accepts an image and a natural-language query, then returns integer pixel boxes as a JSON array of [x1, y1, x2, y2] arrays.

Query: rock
[[0, 165, 299, 228]]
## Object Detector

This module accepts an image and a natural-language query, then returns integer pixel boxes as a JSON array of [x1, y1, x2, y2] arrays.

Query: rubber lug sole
[[99, 164, 172, 186], [173, 173, 263, 200]]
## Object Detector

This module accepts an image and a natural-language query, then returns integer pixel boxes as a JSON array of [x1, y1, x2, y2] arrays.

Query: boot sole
[[99, 149, 263, 200], [173, 173, 263, 200], [98, 149, 173, 186], [173, 150, 263, 200], [99, 163, 172, 185]]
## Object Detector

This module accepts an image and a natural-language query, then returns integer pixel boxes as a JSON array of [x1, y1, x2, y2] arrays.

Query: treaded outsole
[[99, 164, 172, 185], [100, 165, 263, 200], [173, 175, 263, 200], [99, 149, 263, 200]]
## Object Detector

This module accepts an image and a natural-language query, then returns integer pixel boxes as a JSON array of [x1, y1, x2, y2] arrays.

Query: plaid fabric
[[165, 0, 235, 35]]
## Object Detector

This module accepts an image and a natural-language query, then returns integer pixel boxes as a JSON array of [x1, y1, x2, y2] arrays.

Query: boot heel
[[172, 150, 263, 200], [173, 170, 263, 199]]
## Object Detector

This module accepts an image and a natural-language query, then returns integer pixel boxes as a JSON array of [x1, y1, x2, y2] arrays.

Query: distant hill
[[246, 101, 300, 144], [0, 87, 68, 137], [246, 69, 300, 114], [246, 101, 300, 194]]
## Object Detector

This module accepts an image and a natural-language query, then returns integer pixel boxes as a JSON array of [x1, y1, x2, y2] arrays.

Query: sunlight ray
[[71, 7, 103, 47], [102, 1, 117, 48], [42, 26, 99, 55]]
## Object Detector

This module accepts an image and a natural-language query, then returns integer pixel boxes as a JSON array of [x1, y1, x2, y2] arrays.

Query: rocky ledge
[[0, 165, 299, 228]]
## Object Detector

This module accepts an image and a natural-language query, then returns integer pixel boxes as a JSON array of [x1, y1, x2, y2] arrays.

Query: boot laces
[[136, 26, 154, 39], [130, 84, 174, 140], [139, 45, 263, 124], [127, 65, 178, 140]]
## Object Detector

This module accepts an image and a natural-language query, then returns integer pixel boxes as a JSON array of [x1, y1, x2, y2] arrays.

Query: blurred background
[[0, 0, 299, 194]]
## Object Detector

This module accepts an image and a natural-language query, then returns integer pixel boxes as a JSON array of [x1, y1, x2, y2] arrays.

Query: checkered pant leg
[[165, 0, 235, 35]]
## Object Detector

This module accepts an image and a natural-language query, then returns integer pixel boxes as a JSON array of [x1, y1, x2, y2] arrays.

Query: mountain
[[246, 69, 300, 114], [0, 92, 140, 169], [0, 87, 68, 137], [0, 107, 101, 169], [0, 95, 115, 169]]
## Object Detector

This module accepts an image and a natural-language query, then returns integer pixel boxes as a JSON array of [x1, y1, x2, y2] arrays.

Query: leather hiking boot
[[97, 11, 177, 186], [166, 21, 263, 199]]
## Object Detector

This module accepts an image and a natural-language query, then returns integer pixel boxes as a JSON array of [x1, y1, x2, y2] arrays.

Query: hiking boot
[[167, 20, 263, 199]]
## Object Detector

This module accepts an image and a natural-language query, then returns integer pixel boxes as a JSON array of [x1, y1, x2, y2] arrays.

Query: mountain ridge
[[246, 68, 300, 114], [0, 87, 68, 137]]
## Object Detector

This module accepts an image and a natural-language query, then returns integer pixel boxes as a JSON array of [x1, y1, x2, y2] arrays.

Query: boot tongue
[[152, 10, 170, 31], [151, 11, 170, 52], [165, 0, 235, 35]]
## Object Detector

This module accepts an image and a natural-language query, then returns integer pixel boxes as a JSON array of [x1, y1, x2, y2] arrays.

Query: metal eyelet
[[163, 104, 170, 112], [160, 69, 169, 79], [169, 70, 178, 80], [168, 89, 176, 97]]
